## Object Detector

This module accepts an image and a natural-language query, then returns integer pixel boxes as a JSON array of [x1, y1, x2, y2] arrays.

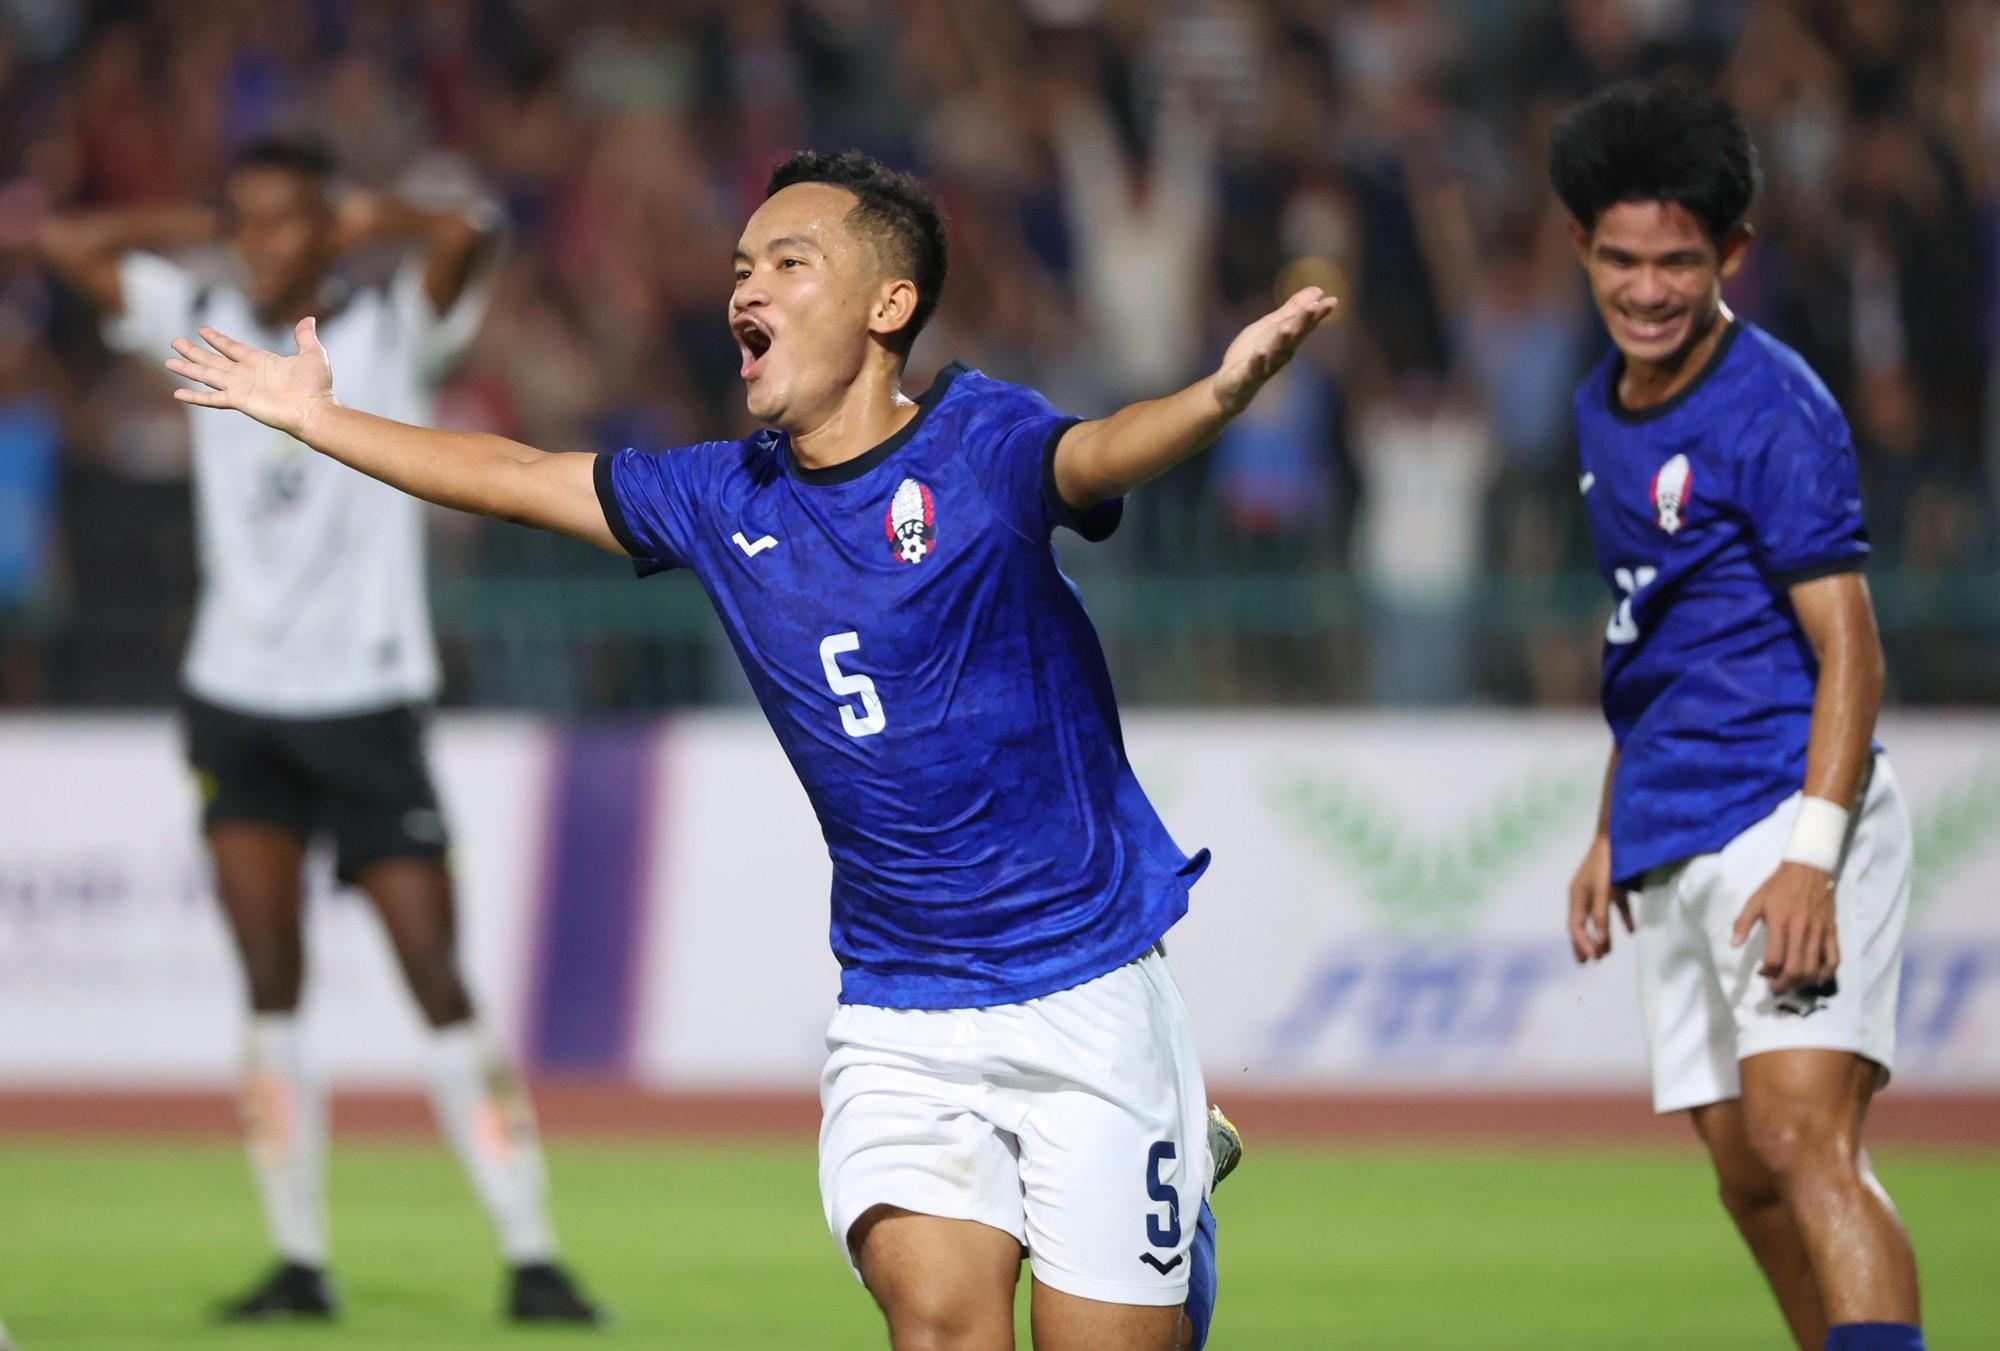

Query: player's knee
[[1715, 1170, 1781, 1221], [406, 959, 473, 1027], [1745, 1106, 1851, 1184], [240, 947, 303, 1012], [879, 1292, 994, 1351]]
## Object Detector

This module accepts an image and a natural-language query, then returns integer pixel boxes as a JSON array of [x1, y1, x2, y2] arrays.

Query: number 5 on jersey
[[819, 632, 886, 737]]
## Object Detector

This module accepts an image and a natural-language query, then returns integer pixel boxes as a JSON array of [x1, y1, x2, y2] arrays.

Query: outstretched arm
[[167, 320, 619, 552], [37, 204, 220, 313], [1050, 286, 1337, 510]]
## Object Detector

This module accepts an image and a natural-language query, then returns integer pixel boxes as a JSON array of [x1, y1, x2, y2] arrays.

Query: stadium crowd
[[0, 0, 1995, 707]]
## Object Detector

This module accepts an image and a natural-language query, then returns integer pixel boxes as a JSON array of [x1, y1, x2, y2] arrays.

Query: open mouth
[[1619, 310, 1683, 344], [734, 316, 774, 380]]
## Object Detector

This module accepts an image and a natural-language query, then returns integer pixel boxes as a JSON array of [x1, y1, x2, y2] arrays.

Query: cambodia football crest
[[1650, 453, 1692, 534], [886, 477, 937, 564]]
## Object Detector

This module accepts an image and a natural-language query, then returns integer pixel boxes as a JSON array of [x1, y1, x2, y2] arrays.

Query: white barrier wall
[[0, 715, 551, 1085], [2, 712, 1996, 1092], [633, 712, 2000, 1093]]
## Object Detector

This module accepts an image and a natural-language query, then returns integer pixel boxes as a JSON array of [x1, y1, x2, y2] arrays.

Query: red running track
[[1, 1088, 1994, 1148]]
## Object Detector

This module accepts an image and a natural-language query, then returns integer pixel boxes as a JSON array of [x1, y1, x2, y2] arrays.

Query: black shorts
[[180, 693, 451, 883]]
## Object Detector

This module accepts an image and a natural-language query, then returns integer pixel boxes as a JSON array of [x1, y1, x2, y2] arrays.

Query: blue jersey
[[1574, 321, 1870, 885], [595, 363, 1208, 1009]]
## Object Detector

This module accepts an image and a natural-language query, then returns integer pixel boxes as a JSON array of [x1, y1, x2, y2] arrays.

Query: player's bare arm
[[1728, 572, 1885, 992], [36, 203, 221, 313], [166, 320, 616, 552], [331, 189, 498, 314], [1568, 744, 1630, 963], [1050, 285, 1337, 510]]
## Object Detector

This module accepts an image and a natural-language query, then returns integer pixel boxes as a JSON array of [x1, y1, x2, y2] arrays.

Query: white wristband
[[1783, 796, 1849, 873]]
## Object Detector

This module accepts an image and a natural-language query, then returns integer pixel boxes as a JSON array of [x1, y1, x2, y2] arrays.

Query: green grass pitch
[[1, 1141, 1994, 1348]]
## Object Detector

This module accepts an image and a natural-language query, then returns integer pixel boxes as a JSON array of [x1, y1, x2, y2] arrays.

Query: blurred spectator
[[1051, 78, 1217, 402], [0, 0, 1989, 708], [1351, 374, 1492, 706]]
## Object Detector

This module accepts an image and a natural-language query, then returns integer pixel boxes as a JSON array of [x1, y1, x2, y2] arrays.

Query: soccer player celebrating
[[38, 141, 603, 1324], [162, 149, 1327, 1350], [1554, 81, 1923, 1351]]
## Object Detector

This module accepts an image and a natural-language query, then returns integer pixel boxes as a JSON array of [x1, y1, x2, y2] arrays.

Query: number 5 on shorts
[[1146, 1140, 1181, 1248]]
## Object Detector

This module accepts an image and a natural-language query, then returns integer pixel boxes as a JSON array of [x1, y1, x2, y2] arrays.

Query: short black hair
[[1549, 78, 1760, 244], [231, 136, 336, 182], [766, 150, 947, 357]]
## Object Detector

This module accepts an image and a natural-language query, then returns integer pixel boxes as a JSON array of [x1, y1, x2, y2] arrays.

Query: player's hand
[[166, 320, 336, 442], [331, 187, 391, 254], [1567, 833, 1631, 963], [1731, 862, 1840, 994], [1211, 286, 1339, 418]]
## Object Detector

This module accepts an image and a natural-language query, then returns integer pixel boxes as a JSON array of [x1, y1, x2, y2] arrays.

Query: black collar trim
[[1606, 318, 1743, 425], [783, 361, 967, 485]]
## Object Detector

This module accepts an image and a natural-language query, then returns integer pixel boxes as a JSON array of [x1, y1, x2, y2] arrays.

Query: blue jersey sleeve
[[954, 374, 1122, 543], [1739, 407, 1870, 585], [594, 445, 708, 574]]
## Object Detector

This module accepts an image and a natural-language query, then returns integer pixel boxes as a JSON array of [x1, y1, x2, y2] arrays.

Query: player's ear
[[1718, 223, 1753, 279], [869, 277, 919, 344], [1566, 217, 1592, 263]]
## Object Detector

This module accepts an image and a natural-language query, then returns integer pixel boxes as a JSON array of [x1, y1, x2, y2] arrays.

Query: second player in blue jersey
[[1556, 79, 1923, 1351], [1573, 319, 1870, 885]]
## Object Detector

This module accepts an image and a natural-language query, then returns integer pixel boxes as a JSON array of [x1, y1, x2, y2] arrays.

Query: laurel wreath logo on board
[[1267, 767, 1598, 929]]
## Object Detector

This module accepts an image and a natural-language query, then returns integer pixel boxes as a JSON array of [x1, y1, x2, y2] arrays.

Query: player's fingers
[[1808, 916, 1837, 986], [172, 386, 228, 407], [1586, 884, 1612, 958], [1784, 911, 1816, 987], [1774, 916, 1807, 989], [1613, 891, 1635, 934], [1567, 883, 1593, 962], [294, 315, 321, 355], [164, 357, 228, 389], [197, 326, 255, 360], [1825, 924, 1841, 977], [169, 336, 228, 370], [1761, 909, 1794, 982], [1729, 898, 1762, 949]]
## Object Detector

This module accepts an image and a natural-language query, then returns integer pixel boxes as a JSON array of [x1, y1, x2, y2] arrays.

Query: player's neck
[[787, 365, 920, 471], [254, 275, 330, 333], [1617, 302, 1734, 412]]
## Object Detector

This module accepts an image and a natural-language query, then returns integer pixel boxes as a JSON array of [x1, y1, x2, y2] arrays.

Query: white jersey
[[106, 252, 487, 717]]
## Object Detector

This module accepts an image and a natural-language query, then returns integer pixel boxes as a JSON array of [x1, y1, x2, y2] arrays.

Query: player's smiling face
[[730, 183, 901, 431], [1572, 200, 1747, 371]]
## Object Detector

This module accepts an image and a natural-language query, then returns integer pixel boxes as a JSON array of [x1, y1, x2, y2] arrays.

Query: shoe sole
[[1208, 1105, 1244, 1189]]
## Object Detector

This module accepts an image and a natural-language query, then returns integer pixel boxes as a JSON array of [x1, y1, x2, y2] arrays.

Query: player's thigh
[[1029, 1281, 1180, 1351], [289, 703, 452, 886], [1010, 953, 1208, 1310], [182, 693, 314, 849], [1702, 760, 1911, 1076], [819, 1027, 1028, 1285], [205, 822, 309, 946], [852, 1207, 1021, 1351]]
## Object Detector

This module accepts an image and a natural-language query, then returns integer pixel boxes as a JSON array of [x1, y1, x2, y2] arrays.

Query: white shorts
[[819, 948, 1210, 1307], [1635, 754, 1912, 1114]]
